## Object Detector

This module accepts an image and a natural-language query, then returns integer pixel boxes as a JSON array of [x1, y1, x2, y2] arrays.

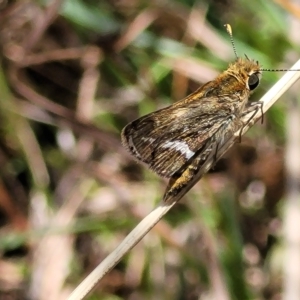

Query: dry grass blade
[[68, 59, 300, 300]]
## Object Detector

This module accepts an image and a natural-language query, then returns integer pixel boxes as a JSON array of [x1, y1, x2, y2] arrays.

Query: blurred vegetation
[[0, 0, 299, 299]]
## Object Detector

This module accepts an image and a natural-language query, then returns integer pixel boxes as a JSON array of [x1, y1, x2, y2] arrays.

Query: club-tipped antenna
[[224, 24, 300, 72], [224, 24, 238, 59]]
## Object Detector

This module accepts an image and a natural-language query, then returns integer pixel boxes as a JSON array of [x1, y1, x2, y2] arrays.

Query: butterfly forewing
[[121, 92, 241, 178]]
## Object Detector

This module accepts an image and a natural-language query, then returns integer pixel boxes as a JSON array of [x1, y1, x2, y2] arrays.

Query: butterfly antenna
[[224, 24, 238, 59], [224, 24, 300, 72], [260, 68, 300, 72]]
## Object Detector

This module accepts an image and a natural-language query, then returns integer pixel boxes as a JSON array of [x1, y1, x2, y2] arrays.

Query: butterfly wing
[[121, 93, 240, 178]]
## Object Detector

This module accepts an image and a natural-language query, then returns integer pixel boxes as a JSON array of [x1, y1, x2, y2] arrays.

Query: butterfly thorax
[[191, 58, 261, 112]]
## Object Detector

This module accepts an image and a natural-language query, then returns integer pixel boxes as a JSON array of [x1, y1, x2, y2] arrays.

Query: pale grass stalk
[[68, 59, 300, 300]]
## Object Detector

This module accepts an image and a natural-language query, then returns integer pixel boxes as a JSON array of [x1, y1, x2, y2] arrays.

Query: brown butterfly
[[121, 24, 296, 202]]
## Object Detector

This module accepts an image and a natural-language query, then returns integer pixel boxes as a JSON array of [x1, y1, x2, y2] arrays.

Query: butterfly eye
[[248, 73, 260, 90]]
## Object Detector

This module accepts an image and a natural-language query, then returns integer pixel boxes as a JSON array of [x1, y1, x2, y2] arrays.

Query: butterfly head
[[227, 57, 262, 92]]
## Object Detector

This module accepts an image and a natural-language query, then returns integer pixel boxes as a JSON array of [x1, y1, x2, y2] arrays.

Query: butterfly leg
[[242, 101, 264, 124], [237, 101, 264, 142]]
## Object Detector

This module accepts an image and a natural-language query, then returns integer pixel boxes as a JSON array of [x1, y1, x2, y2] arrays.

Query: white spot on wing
[[161, 140, 195, 159]]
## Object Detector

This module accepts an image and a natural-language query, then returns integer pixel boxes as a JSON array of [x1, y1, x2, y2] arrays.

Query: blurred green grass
[[0, 0, 299, 299]]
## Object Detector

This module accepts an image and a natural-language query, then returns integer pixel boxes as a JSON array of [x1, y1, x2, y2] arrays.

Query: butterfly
[[121, 24, 296, 203], [122, 56, 263, 200]]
